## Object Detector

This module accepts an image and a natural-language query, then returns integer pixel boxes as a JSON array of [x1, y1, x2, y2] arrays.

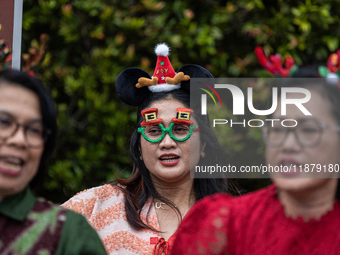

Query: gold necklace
[[154, 200, 189, 210]]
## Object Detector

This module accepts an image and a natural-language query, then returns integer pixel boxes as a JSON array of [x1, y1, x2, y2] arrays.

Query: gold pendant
[[155, 202, 165, 209]]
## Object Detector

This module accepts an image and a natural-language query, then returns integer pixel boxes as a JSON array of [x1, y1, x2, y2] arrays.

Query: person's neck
[[153, 177, 195, 207], [278, 179, 338, 221]]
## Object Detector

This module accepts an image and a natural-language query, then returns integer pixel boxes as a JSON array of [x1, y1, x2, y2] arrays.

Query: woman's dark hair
[[0, 69, 57, 190], [114, 89, 235, 231], [290, 66, 340, 126], [289, 66, 340, 200]]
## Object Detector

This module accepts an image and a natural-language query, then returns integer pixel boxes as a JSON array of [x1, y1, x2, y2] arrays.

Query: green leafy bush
[[22, 0, 340, 201]]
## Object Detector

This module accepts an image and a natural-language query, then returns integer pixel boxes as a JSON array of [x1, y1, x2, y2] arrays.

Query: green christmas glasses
[[138, 107, 199, 143], [138, 122, 198, 143]]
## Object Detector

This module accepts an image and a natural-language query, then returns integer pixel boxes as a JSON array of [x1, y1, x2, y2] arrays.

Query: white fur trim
[[155, 43, 170, 56], [326, 72, 339, 85], [148, 83, 181, 92]]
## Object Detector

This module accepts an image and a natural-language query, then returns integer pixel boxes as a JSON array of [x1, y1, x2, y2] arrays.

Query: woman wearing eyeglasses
[[0, 70, 107, 255], [171, 66, 340, 255], [62, 43, 235, 255]]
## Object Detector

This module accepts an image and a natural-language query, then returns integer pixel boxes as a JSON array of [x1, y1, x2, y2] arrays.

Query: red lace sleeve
[[171, 194, 232, 255]]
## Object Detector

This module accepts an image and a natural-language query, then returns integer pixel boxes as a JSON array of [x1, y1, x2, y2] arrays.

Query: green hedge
[[22, 0, 340, 202]]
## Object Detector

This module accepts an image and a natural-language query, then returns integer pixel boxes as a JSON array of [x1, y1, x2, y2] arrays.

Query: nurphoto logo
[[197, 79, 312, 128]]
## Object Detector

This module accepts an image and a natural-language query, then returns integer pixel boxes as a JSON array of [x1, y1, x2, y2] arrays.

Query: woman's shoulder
[[57, 209, 107, 255], [195, 192, 233, 209], [177, 185, 276, 237], [61, 184, 125, 218], [171, 185, 277, 254], [64, 183, 124, 200], [177, 193, 233, 235], [187, 184, 275, 213], [234, 184, 276, 204], [171, 193, 233, 254]]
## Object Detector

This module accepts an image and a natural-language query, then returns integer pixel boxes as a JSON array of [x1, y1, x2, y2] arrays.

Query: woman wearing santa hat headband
[[62, 43, 236, 255]]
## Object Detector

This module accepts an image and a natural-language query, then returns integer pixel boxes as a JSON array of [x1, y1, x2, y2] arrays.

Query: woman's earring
[[140, 155, 143, 161], [201, 152, 205, 158]]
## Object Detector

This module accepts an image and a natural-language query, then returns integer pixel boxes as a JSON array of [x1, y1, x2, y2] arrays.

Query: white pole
[[12, 0, 23, 70]]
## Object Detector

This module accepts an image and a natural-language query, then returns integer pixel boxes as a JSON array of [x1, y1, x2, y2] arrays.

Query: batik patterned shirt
[[0, 187, 107, 255]]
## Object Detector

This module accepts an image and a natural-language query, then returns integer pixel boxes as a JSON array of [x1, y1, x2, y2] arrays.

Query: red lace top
[[171, 185, 340, 255]]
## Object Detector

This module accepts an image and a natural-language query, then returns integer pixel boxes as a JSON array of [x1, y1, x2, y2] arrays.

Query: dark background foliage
[[21, 0, 340, 202]]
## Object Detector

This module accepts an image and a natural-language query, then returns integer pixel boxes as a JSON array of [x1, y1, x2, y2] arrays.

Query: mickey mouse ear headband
[[116, 43, 213, 106]]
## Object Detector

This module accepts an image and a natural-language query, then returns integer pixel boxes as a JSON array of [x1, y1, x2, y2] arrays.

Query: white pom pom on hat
[[154, 43, 170, 57]]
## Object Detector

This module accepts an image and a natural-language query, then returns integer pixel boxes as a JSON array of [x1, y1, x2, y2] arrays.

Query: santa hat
[[116, 43, 214, 106], [135, 43, 190, 92], [152, 43, 176, 84]]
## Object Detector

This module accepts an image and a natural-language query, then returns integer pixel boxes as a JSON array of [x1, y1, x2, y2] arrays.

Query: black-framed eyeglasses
[[262, 119, 340, 148], [0, 116, 51, 148]]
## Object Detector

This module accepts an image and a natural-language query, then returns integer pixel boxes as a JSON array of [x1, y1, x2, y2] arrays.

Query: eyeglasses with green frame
[[262, 119, 340, 148], [138, 122, 199, 143]]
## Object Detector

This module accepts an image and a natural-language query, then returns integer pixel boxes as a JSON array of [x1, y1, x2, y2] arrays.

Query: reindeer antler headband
[[255, 46, 340, 86], [254, 46, 297, 77], [116, 43, 213, 106]]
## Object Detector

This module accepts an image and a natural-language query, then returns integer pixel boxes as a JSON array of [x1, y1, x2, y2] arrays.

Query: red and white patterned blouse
[[62, 184, 175, 255]]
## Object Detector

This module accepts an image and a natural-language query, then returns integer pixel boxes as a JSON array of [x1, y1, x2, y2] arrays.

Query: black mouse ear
[[116, 67, 152, 106], [177, 64, 214, 91]]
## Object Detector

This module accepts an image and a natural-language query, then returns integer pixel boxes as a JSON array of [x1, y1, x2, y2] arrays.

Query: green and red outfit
[[0, 188, 107, 255]]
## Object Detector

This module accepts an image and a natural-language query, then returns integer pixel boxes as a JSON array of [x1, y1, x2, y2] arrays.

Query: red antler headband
[[255, 46, 340, 87], [254, 46, 296, 77]]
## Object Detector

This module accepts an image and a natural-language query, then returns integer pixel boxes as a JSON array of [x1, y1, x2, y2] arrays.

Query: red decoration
[[150, 237, 159, 244], [254, 46, 295, 77], [171, 108, 194, 126], [326, 50, 340, 73], [152, 44, 176, 84], [140, 108, 163, 127]]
